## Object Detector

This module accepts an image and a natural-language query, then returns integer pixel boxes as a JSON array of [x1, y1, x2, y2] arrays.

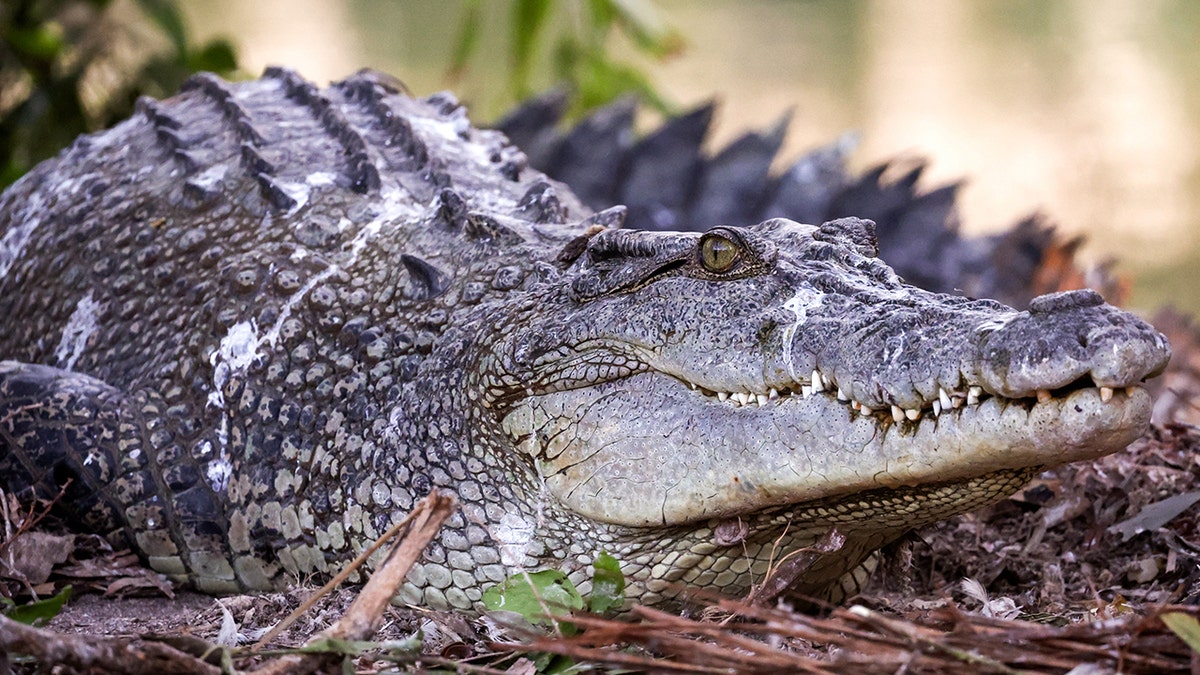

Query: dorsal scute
[[265, 66, 381, 194]]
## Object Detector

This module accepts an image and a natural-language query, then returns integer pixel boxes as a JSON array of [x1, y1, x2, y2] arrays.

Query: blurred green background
[[4, 0, 1198, 317]]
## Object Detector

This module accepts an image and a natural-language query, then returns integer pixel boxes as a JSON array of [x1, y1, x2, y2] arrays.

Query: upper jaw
[[758, 287, 1171, 415]]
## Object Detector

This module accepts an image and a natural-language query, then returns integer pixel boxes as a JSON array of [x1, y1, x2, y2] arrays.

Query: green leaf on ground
[[2, 586, 72, 626], [483, 569, 583, 625], [588, 551, 625, 614]]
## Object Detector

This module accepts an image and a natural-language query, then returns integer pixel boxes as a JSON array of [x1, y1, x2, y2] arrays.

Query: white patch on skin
[[883, 336, 907, 365], [494, 512, 536, 568], [407, 112, 492, 167], [781, 286, 826, 381], [207, 319, 263, 410], [205, 185, 409, 410], [258, 186, 401, 349], [305, 171, 337, 187], [202, 184, 415, 490], [191, 163, 228, 190], [206, 457, 233, 492], [0, 191, 46, 280], [205, 322, 255, 489], [975, 313, 1020, 335], [275, 180, 311, 214], [205, 408, 234, 491], [54, 291, 103, 371], [196, 418, 233, 492]]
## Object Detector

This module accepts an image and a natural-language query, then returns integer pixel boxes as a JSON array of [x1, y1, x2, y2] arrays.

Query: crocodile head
[[481, 216, 1170, 601]]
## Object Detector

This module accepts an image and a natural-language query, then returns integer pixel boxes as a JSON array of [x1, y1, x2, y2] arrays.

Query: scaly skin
[[0, 69, 1171, 611]]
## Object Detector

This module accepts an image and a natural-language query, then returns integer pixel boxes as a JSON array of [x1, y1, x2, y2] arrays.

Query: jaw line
[[513, 371, 1152, 528]]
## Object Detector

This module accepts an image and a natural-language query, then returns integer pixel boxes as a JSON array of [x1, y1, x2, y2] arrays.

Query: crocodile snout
[[976, 291, 1171, 398]]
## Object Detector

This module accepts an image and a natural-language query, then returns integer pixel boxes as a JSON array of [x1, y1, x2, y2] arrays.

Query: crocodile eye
[[699, 233, 741, 273]]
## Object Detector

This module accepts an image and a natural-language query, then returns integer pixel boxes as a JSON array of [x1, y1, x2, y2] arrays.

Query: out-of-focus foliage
[[0, 0, 679, 188], [0, 0, 239, 188], [447, 0, 683, 119]]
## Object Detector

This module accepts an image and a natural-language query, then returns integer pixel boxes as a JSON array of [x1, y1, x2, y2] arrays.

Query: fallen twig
[[0, 613, 220, 675], [496, 595, 1200, 674], [248, 489, 458, 674]]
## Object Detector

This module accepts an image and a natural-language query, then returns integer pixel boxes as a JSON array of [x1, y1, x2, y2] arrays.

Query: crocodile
[[0, 69, 1171, 611]]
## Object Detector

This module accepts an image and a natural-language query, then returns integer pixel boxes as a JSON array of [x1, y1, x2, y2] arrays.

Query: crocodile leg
[[0, 361, 243, 593]]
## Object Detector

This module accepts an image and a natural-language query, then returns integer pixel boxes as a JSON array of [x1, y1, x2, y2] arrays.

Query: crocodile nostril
[[1028, 289, 1104, 315]]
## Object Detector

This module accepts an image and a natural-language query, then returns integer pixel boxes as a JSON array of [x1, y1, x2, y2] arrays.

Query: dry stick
[[0, 614, 220, 675], [323, 490, 456, 640], [846, 605, 1026, 675], [251, 489, 456, 649], [248, 490, 457, 675]]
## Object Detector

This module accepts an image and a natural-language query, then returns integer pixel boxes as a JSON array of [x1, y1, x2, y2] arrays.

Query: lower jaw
[[616, 467, 1039, 607], [665, 467, 1041, 604]]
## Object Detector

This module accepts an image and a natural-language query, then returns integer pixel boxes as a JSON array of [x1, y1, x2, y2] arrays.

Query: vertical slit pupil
[[701, 235, 740, 272]]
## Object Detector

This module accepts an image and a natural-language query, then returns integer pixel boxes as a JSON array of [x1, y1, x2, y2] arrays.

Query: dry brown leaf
[[0, 532, 74, 585]]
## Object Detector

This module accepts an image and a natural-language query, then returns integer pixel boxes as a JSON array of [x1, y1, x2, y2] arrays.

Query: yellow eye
[[699, 233, 741, 273]]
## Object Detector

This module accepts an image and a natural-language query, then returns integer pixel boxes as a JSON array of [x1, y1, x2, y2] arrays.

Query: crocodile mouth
[[507, 366, 1153, 528], [679, 370, 1143, 428]]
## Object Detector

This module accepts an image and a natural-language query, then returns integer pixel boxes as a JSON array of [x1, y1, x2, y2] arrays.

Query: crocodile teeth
[[938, 388, 953, 411], [967, 386, 982, 406], [756, 394, 769, 406], [1125, 386, 1137, 396], [905, 408, 920, 421], [718, 392, 729, 402], [1100, 386, 1113, 402], [836, 386, 848, 402], [738, 392, 754, 406], [850, 400, 861, 411], [932, 400, 942, 417], [811, 370, 825, 393], [768, 388, 779, 400], [860, 404, 873, 415], [801, 385, 812, 398], [1036, 389, 1052, 403], [891, 405, 904, 423]]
